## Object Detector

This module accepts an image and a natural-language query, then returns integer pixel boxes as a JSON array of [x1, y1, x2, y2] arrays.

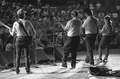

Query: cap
[[17, 9, 26, 18]]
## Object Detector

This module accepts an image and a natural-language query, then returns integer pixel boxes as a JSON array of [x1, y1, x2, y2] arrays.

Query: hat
[[17, 9, 26, 15], [17, 9, 26, 18]]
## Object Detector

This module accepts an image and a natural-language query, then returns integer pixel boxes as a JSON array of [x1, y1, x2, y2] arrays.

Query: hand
[[61, 23, 65, 29], [99, 30, 102, 34], [9, 28, 12, 33]]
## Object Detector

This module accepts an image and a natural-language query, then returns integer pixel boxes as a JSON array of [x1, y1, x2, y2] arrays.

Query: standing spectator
[[5, 43, 12, 51], [0, 38, 3, 51], [0, 28, 11, 51], [96, 1, 101, 13]]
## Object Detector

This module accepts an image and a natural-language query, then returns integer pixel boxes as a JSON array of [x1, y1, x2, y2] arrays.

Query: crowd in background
[[0, 0, 120, 52]]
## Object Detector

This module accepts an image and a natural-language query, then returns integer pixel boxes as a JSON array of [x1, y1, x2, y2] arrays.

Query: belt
[[17, 36, 29, 38]]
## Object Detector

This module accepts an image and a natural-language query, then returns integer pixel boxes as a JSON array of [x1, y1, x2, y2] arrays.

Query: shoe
[[98, 59, 108, 66], [103, 59, 107, 62], [102, 59, 108, 65], [95, 58, 102, 66], [15, 70, 20, 75], [83, 62, 94, 67], [26, 69, 33, 74], [59, 64, 67, 69], [71, 64, 76, 69], [62, 64, 67, 68], [70, 66, 75, 69], [59, 66, 67, 69], [26, 71, 33, 74]]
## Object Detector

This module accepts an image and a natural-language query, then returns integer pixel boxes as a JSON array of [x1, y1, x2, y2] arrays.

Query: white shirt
[[64, 17, 82, 37], [81, 16, 99, 34], [10, 19, 36, 37], [100, 24, 113, 36]]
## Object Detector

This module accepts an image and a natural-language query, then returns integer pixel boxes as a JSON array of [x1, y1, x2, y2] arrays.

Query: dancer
[[61, 10, 82, 69], [81, 8, 99, 66], [9, 9, 36, 74], [96, 15, 113, 66]]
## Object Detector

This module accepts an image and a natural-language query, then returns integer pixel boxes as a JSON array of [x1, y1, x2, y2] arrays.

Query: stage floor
[[1, 49, 120, 79]]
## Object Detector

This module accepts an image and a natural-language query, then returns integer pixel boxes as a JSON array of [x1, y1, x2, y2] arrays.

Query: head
[[71, 10, 78, 18], [17, 9, 26, 19], [104, 15, 111, 24], [84, 8, 92, 17]]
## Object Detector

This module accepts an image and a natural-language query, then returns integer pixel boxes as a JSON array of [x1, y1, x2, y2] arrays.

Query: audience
[[0, 1, 120, 52]]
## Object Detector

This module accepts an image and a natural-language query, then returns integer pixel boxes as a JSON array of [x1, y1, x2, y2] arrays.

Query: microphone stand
[[32, 21, 41, 68], [52, 29, 57, 66], [32, 29, 44, 68], [49, 23, 57, 66]]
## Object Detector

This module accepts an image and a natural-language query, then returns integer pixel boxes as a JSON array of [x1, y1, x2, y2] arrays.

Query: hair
[[104, 15, 111, 24], [84, 8, 92, 16], [71, 10, 78, 17], [17, 9, 26, 19]]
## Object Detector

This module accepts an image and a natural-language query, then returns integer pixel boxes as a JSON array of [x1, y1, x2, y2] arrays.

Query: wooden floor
[[1, 49, 120, 79]]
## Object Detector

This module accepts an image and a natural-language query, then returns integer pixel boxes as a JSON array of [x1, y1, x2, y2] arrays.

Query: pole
[[49, 23, 57, 66], [51, 29, 57, 66]]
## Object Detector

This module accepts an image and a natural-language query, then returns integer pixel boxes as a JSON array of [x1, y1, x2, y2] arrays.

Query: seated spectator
[[5, 43, 12, 51], [0, 39, 3, 51]]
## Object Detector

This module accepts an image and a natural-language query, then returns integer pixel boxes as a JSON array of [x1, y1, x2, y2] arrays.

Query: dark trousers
[[15, 36, 31, 72], [85, 34, 97, 65], [62, 36, 80, 67]]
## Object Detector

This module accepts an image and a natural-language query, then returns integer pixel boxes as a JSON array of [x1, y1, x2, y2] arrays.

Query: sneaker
[[15, 70, 20, 75], [95, 58, 102, 66], [62, 64, 67, 68], [102, 59, 108, 66], [98, 59, 108, 66], [71, 64, 76, 69], [26, 70, 33, 74], [58, 66, 67, 69], [83, 62, 94, 67], [70, 67, 75, 69], [58, 64, 67, 69]]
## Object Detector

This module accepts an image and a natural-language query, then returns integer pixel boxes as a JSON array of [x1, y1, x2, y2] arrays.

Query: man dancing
[[61, 10, 82, 69], [81, 8, 99, 66]]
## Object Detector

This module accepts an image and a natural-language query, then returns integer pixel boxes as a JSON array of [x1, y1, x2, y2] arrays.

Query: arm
[[96, 18, 101, 31], [9, 22, 17, 36], [61, 21, 71, 31], [81, 19, 87, 35], [61, 23, 66, 31], [93, 16, 101, 27], [92, 17, 101, 34], [96, 19, 101, 34], [99, 25, 106, 34]]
